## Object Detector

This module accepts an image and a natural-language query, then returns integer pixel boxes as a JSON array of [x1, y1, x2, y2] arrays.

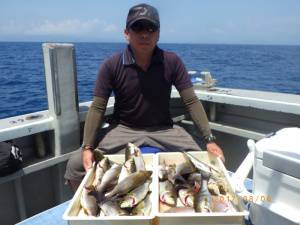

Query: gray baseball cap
[[126, 3, 160, 29]]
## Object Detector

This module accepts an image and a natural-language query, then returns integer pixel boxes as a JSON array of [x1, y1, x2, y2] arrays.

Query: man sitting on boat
[[65, 3, 224, 191]]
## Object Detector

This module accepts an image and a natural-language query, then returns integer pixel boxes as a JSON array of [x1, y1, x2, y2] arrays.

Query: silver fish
[[133, 155, 146, 171], [106, 170, 152, 198], [95, 164, 122, 193], [170, 160, 197, 185], [166, 164, 178, 184], [216, 179, 229, 195], [178, 188, 194, 207], [194, 177, 212, 212], [187, 173, 202, 193], [93, 157, 111, 187], [99, 200, 129, 216], [125, 142, 142, 161], [208, 178, 221, 196], [187, 172, 202, 184], [120, 180, 151, 208], [159, 180, 177, 206], [181, 152, 220, 178], [125, 143, 146, 171], [132, 193, 152, 216], [158, 161, 168, 181], [175, 159, 196, 176], [99, 210, 105, 217], [80, 186, 99, 216], [93, 148, 105, 164], [118, 157, 136, 183]]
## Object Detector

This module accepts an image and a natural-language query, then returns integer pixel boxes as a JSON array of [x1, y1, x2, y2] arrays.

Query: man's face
[[124, 20, 159, 54]]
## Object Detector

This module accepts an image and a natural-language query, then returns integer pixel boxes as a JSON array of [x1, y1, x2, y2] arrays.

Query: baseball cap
[[126, 3, 160, 29]]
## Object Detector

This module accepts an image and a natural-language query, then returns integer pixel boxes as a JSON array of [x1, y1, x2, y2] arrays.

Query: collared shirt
[[94, 45, 192, 128]]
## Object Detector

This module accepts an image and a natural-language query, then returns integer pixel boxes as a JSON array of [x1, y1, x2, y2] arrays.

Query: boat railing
[[1, 43, 300, 184], [1, 43, 300, 224]]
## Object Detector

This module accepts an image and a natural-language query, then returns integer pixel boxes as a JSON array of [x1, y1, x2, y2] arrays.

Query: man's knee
[[65, 179, 81, 192], [64, 151, 86, 191]]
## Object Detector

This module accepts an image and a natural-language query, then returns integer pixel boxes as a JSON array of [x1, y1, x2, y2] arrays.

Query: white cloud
[[0, 20, 24, 34], [0, 18, 119, 36], [103, 23, 118, 32]]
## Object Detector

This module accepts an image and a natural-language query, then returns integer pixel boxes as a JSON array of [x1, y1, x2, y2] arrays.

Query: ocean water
[[0, 42, 300, 119]]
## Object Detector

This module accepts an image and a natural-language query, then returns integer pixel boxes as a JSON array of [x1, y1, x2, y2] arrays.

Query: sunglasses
[[130, 21, 159, 33]]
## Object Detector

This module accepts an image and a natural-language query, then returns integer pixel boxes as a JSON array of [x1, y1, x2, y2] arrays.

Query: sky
[[1, 0, 300, 45]]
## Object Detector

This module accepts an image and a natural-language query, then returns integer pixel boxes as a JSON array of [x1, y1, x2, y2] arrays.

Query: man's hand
[[206, 142, 225, 163], [82, 148, 94, 172]]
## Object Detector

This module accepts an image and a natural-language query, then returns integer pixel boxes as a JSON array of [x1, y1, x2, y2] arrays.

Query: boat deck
[[16, 201, 70, 225]]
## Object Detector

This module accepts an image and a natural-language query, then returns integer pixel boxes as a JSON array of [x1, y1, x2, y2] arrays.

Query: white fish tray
[[63, 153, 158, 225], [156, 151, 248, 225]]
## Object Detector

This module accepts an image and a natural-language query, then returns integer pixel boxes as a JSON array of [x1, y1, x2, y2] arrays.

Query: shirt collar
[[122, 45, 164, 66], [122, 45, 135, 65]]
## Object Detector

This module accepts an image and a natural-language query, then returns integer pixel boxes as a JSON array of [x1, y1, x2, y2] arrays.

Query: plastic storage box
[[156, 151, 247, 225], [64, 151, 247, 225], [63, 153, 158, 225]]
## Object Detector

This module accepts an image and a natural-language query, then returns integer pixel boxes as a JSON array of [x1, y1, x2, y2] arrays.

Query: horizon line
[[0, 40, 299, 47]]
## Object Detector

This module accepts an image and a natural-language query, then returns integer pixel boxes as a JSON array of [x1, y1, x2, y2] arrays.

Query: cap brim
[[127, 17, 159, 29]]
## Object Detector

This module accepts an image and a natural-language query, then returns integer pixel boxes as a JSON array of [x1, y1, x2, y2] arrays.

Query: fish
[[167, 159, 196, 186], [93, 148, 105, 164], [132, 193, 152, 216], [187, 172, 202, 183], [159, 180, 177, 206], [92, 157, 111, 187], [125, 143, 146, 171], [99, 210, 105, 217], [133, 155, 146, 171], [216, 179, 229, 195], [118, 157, 136, 183], [106, 170, 152, 198], [207, 178, 221, 196], [158, 161, 168, 181], [80, 185, 99, 216], [120, 180, 151, 208], [125, 142, 141, 160], [95, 163, 122, 193], [99, 200, 129, 216], [186, 172, 202, 193], [178, 188, 194, 207], [181, 151, 221, 178], [175, 158, 196, 176], [166, 164, 183, 184], [194, 176, 212, 212]]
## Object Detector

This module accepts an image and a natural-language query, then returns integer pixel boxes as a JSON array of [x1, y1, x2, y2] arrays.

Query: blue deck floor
[[17, 174, 253, 225], [16, 201, 70, 225]]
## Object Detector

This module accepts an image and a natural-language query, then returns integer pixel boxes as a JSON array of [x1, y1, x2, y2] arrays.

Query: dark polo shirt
[[94, 45, 192, 128]]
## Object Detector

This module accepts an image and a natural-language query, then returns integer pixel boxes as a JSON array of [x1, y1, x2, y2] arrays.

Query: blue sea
[[1, 42, 300, 119]]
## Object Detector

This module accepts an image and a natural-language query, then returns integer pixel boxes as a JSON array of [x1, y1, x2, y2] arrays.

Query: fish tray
[[63, 153, 158, 225], [156, 151, 248, 225]]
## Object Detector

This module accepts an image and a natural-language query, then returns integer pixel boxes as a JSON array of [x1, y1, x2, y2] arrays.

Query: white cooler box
[[250, 127, 300, 225]]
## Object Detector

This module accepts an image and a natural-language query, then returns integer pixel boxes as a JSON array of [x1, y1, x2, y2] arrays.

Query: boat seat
[[140, 146, 161, 154]]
